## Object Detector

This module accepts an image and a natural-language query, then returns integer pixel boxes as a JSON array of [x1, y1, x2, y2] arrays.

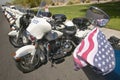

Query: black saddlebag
[[52, 14, 67, 24], [72, 17, 91, 30], [108, 36, 120, 50]]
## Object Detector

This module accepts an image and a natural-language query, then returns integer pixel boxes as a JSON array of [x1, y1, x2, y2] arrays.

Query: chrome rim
[[19, 54, 39, 70]]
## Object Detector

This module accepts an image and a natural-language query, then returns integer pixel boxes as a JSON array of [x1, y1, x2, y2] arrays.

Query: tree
[[12, 0, 43, 8]]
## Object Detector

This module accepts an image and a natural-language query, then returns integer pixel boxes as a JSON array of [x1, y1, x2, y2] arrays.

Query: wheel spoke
[[19, 54, 40, 70]]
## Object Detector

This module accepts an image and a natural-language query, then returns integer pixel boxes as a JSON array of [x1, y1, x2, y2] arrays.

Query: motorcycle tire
[[15, 53, 42, 73], [9, 36, 24, 48], [9, 35, 30, 48]]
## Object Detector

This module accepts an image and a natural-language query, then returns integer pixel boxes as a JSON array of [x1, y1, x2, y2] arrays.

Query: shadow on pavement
[[82, 49, 120, 80], [82, 66, 106, 80]]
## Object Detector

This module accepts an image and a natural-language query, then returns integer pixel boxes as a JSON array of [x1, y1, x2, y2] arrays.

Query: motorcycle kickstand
[[50, 58, 56, 68]]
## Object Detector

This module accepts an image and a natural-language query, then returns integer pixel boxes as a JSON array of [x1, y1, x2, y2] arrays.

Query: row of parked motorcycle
[[2, 4, 111, 73]]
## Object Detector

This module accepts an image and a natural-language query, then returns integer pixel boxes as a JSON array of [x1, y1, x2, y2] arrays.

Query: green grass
[[50, 5, 89, 19], [49, 1, 120, 30]]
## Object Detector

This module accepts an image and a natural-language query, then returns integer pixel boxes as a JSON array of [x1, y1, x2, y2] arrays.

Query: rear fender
[[13, 45, 35, 60]]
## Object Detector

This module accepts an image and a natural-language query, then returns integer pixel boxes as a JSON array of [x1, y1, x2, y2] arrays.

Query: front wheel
[[15, 53, 42, 73], [9, 36, 24, 48], [9, 34, 30, 48]]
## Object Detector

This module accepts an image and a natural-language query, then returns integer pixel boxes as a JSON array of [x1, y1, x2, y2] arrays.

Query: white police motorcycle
[[11, 5, 110, 73]]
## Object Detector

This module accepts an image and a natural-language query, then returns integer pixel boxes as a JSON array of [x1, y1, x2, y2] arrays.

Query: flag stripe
[[73, 40, 85, 66], [82, 29, 97, 60], [76, 40, 85, 54], [73, 38, 88, 68], [73, 58, 83, 67], [87, 29, 99, 65]]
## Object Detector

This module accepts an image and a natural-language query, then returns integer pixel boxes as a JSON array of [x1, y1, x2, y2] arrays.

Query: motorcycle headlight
[[97, 19, 109, 27], [26, 31, 36, 42]]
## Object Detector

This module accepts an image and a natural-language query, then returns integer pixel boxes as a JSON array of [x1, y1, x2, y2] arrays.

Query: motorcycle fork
[[16, 27, 23, 43], [46, 43, 50, 61], [30, 41, 38, 64], [45, 43, 54, 67], [30, 41, 46, 64]]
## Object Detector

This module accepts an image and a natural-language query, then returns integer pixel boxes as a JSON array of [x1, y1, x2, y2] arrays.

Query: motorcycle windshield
[[85, 6, 110, 27], [27, 17, 51, 39]]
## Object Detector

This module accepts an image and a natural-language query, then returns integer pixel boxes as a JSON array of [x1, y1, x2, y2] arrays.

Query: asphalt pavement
[[0, 7, 120, 80]]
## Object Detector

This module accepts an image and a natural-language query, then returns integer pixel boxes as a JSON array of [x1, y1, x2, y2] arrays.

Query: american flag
[[73, 27, 115, 75]]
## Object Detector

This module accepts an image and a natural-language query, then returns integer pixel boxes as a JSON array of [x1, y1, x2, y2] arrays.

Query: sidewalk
[[100, 28, 120, 39]]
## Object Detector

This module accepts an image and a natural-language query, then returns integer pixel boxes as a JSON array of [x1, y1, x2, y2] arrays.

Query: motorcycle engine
[[49, 39, 72, 60]]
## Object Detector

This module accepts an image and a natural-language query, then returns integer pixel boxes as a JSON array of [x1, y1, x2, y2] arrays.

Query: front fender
[[8, 30, 18, 36], [13, 45, 35, 59]]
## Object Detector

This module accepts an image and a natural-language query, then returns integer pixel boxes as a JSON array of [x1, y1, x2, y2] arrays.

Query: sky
[[0, 0, 11, 5]]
